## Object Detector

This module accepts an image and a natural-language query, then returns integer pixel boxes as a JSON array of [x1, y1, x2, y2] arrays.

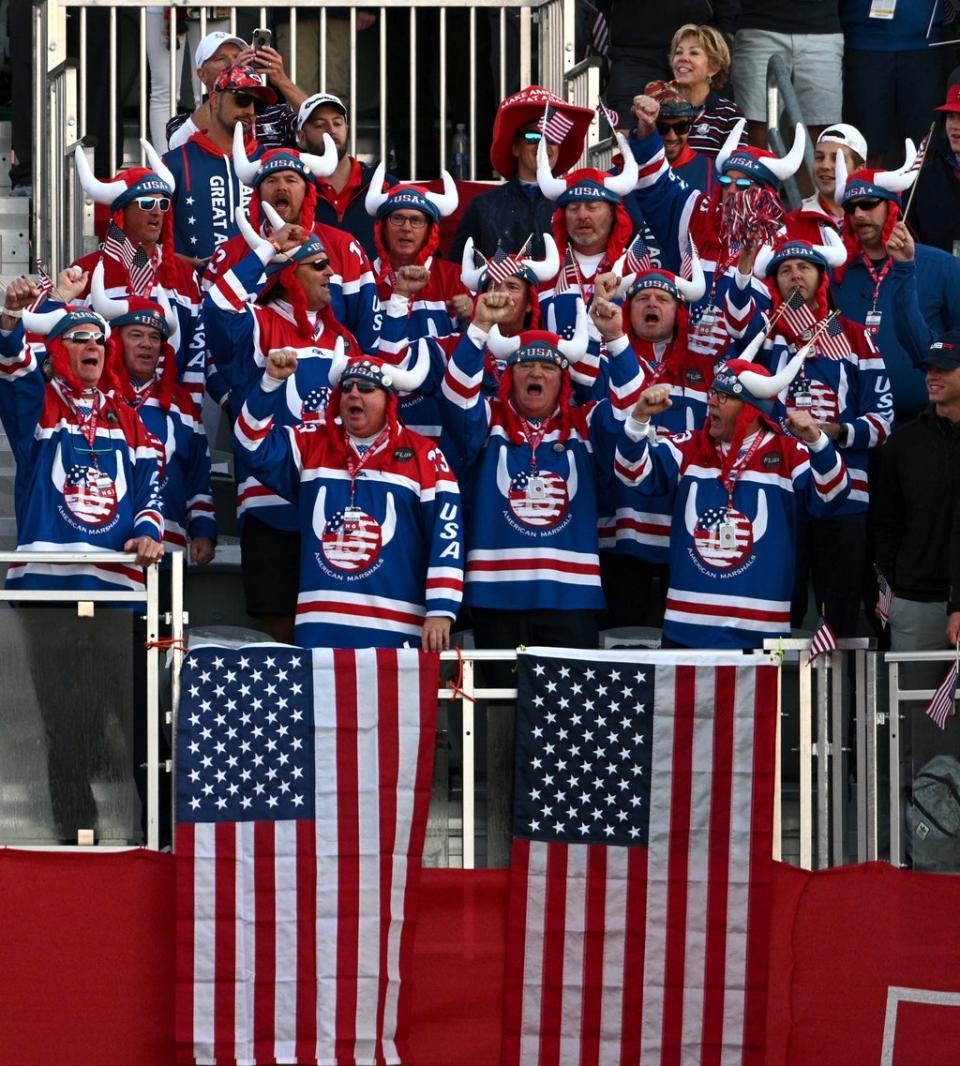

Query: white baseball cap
[[195, 31, 248, 70], [297, 92, 348, 131], [817, 124, 868, 166]]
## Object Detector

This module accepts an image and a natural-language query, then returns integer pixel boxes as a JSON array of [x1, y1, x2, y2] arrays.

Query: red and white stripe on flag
[[501, 651, 778, 1065], [808, 618, 839, 663], [925, 660, 958, 730], [175, 645, 439, 1065]]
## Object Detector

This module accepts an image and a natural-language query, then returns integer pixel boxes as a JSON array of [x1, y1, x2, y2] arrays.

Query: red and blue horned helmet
[[74, 138, 174, 211], [232, 121, 338, 189], [459, 234, 560, 293], [615, 239, 706, 303], [89, 260, 178, 340], [715, 118, 806, 191], [326, 336, 432, 396], [21, 303, 109, 392], [753, 228, 847, 279], [536, 125, 639, 206], [483, 297, 590, 370], [364, 161, 459, 223], [834, 139, 918, 208], [711, 353, 807, 418]]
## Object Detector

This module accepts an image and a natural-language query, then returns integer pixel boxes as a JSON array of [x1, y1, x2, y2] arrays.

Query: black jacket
[[874, 409, 960, 602], [312, 160, 398, 263], [911, 154, 960, 257], [449, 177, 559, 264], [607, 0, 739, 48]]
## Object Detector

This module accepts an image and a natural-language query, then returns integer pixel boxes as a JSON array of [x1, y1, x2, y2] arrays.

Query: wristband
[[2, 307, 23, 319]]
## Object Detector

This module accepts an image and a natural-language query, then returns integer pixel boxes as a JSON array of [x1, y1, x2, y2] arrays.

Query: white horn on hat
[[738, 327, 768, 364], [764, 122, 807, 183], [602, 130, 639, 198], [261, 200, 287, 233], [390, 338, 432, 392], [74, 144, 128, 205], [739, 350, 805, 399], [89, 260, 129, 320], [754, 243, 776, 281], [485, 324, 522, 358], [674, 238, 705, 302], [715, 118, 747, 174], [460, 238, 487, 293], [556, 297, 589, 363], [22, 307, 70, 336], [140, 138, 176, 192], [536, 123, 566, 201], [875, 139, 919, 194], [521, 233, 560, 282], [327, 336, 349, 385], [815, 226, 847, 269], [234, 205, 271, 256], [834, 148, 849, 205], [364, 161, 391, 217], [423, 169, 459, 217], [299, 132, 338, 179], [232, 122, 261, 186]]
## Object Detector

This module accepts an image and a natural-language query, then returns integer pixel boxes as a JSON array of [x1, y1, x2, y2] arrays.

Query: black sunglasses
[[224, 90, 264, 111], [304, 258, 330, 271], [656, 119, 692, 136], [842, 197, 884, 214], [341, 379, 379, 394]]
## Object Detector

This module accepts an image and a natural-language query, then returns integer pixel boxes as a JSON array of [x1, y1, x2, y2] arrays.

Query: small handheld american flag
[[781, 288, 818, 338], [875, 568, 892, 629], [807, 617, 839, 664], [485, 246, 524, 286], [924, 659, 958, 730], [539, 104, 574, 145], [597, 97, 620, 130], [623, 233, 652, 276], [813, 312, 853, 361], [552, 247, 581, 297]]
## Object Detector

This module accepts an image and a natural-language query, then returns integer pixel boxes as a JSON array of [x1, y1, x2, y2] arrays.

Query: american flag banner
[[924, 659, 958, 730], [501, 649, 778, 1065], [807, 618, 838, 663], [175, 644, 439, 1066], [623, 233, 652, 276], [539, 104, 575, 146]]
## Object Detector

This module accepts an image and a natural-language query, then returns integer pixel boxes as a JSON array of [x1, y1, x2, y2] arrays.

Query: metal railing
[[765, 53, 815, 211], [30, 0, 579, 272], [0, 550, 185, 850]]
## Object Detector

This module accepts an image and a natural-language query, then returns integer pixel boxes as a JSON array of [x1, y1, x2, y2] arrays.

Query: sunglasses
[[386, 213, 428, 230], [224, 90, 264, 111], [842, 196, 884, 214], [303, 257, 330, 271], [340, 379, 379, 394], [656, 119, 692, 136], [717, 175, 754, 190], [134, 196, 171, 212], [63, 330, 106, 345], [520, 131, 543, 144]]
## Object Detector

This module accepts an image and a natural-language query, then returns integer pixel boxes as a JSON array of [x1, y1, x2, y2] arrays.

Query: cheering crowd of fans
[[3, 8, 960, 663]]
